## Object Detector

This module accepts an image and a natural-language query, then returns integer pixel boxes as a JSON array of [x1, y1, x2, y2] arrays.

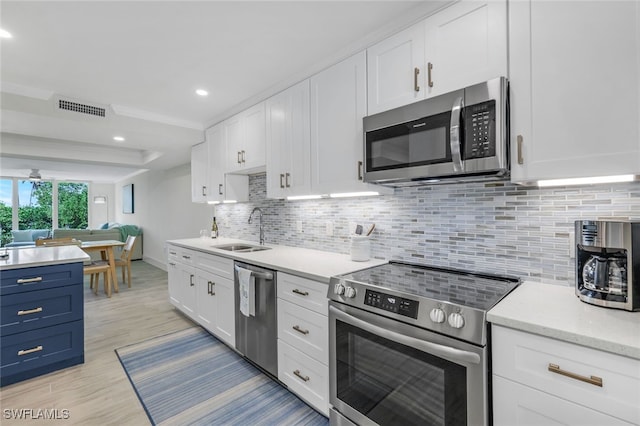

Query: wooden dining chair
[[85, 260, 114, 297], [114, 235, 137, 288]]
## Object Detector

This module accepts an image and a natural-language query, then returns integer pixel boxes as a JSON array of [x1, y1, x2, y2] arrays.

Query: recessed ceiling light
[[0, 29, 13, 39], [195, 89, 209, 97], [113, 136, 125, 142]]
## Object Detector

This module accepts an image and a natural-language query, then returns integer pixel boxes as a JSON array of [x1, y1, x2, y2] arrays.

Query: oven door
[[329, 302, 487, 426]]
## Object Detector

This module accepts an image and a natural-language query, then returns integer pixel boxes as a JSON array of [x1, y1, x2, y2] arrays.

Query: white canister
[[350, 236, 371, 262]]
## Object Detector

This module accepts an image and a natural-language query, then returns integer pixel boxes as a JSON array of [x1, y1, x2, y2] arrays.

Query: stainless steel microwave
[[363, 77, 509, 186]]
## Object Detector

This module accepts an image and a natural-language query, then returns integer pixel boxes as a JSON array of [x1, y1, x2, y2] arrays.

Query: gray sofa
[[6, 229, 51, 247], [53, 227, 143, 260]]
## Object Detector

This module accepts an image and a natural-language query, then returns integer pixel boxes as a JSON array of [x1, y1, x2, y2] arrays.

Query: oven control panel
[[364, 289, 419, 319]]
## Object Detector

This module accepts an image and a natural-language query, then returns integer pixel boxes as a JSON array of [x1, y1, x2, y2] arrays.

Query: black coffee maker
[[575, 220, 639, 311]]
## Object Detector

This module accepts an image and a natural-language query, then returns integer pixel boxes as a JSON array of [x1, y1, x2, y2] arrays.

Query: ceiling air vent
[[58, 99, 106, 117]]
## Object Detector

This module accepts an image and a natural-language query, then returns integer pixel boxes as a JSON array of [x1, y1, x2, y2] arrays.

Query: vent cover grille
[[58, 99, 106, 117]]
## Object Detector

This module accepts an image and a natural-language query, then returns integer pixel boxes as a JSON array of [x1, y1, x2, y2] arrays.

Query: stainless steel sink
[[211, 243, 271, 253]]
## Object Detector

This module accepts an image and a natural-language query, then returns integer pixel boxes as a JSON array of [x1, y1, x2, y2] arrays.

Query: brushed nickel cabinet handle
[[17, 277, 43, 284], [548, 363, 603, 387], [218, 184, 223, 195], [293, 369, 310, 382], [18, 345, 43, 356], [208, 281, 215, 296], [168, 262, 176, 266], [189, 274, 195, 287], [285, 172, 291, 188], [358, 161, 363, 180], [427, 62, 434, 88], [414, 67, 420, 92], [202, 186, 207, 196], [280, 174, 285, 189], [241, 150, 246, 163], [237, 151, 242, 164], [292, 289, 309, 296], [293, 325, 309, 335], [182, 255, 191, 259], [18, 307, 43, 316], [517, 135, 524, 165]]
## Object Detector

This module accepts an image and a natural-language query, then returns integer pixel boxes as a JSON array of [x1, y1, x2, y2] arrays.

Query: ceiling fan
[[28, 168, 42, 182]]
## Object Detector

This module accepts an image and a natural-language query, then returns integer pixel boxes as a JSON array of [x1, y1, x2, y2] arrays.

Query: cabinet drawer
[[0, 263, 83, 296], [277, 272, 328, 315], [195, 253, 233, 280], [277, 299, 328, 365], [492, 325, 640, 425], [1, 284, 83, 336], [1, 320, 84, 385], [277, 340, 329, 416], [493, 375, 633, 426], [167, 246, 196, 265], [167, 245, 180, 261]]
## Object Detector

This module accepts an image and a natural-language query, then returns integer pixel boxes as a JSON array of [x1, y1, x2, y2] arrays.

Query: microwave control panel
[[464, 100, 496, 159], [365, 289, 419, 319]]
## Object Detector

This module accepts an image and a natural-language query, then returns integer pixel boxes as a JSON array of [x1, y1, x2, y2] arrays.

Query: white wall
[[115, 164, 212, 269]]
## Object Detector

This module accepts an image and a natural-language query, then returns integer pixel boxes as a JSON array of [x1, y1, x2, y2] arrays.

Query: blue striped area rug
[[115, 327, 328, 426]]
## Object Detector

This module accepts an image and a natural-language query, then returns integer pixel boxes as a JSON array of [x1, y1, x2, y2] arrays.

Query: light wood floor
[[0, 261, 193, 425]]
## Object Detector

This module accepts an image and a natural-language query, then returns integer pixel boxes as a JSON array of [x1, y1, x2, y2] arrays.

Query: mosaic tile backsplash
[[215, 174, 640, 285]]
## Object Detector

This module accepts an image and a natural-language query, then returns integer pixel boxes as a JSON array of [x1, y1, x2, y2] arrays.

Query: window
[[18, 180, 52, 230], [58, 182, 88, 229], [0, 179, 11, 246]]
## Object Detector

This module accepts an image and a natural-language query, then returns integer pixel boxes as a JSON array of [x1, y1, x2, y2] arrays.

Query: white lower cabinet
[[167, 244, 235, 347], [276, 272, 329, 415], [492, 325, 640, 426]]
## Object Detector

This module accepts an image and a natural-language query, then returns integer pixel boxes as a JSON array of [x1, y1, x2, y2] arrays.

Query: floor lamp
[[93, 195, 108, 224]]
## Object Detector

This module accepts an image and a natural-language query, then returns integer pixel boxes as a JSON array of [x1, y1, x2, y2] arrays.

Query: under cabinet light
[[207, 201, 220, 205], [222, 200, 237, 204], [286, 195, 323, 201], [537, 174, 636, 187], [113, 136, 125, 142], [329, 191, 380, 198]]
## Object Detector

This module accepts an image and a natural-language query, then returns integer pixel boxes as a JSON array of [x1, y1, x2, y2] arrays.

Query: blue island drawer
[[0, 320, 84, 386], [0, 263, 83, 296], [1, 284, 83, 336]]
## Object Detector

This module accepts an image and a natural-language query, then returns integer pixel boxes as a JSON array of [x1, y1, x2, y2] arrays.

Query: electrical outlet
[[326, 221, 334, 236], [296, 220, 303, 233]]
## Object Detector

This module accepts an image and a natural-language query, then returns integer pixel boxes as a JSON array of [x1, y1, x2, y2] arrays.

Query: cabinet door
[[167, 259, 182, 308], [493, 376, 633, 426], [240, 102, 266, 172], [206, 125, 224, 203], [195, 269, 217, 333], [213, 276, 235, 347], [311, 51, 369, 194], [191, 142, 208, 203], [168, 261, 196, 318], [510, 0, 640, 182], [266, 80, 311, 198], [367, 21, 425, 114], [424, 0, 507, 98], [224, 114, 243, 172]]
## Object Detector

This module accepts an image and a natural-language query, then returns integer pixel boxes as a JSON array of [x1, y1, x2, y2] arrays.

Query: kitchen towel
[[236, 266, 255, 317]]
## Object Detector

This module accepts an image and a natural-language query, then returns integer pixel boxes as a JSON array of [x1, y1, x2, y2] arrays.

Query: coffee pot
[[582, 255, 626, 295]]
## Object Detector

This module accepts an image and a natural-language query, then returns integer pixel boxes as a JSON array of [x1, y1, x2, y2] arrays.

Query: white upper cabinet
[[509, 0, 640, 183], [191, 142, 208, 203], [310, 51, 391, 195], [424, 0, 507, 98], [225, 102, 266, 174], [206, 124, 248, 203], [367, 0, 507, 115], [367, 21, 426, 115], [265, 80, 312, 199]]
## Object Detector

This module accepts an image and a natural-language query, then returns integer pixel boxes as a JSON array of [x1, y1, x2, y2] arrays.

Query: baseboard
[[143, 256, 166, 271]]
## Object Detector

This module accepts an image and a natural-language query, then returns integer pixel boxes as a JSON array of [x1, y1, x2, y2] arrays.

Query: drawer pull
[[17, 277, 43, 284], [208, 281, 216, 296], [292, 289, 309, 296], [548, 363, 603, 387], [18, 307, 43, 316], [18, 345, 43, 356], [293, 369, 310, 382], [182, 255, 191, 260], [293, 325, 309, 335]]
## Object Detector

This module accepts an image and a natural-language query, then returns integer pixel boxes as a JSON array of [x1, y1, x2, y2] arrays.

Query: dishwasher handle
[[235, 265, 273, 281]]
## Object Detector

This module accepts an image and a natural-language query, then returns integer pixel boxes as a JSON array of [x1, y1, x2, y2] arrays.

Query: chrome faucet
[[248, 207, 265, 245]]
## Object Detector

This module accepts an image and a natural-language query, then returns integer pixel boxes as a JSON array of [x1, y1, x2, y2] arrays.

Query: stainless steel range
[[328, 261, 520, 426]]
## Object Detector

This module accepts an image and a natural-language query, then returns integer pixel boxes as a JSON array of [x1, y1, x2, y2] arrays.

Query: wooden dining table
[[80, 240, 125, 294]]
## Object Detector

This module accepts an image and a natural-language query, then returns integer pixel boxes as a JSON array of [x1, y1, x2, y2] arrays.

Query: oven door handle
[[450, 96, 464, 173], [330, 305, 481, 365]]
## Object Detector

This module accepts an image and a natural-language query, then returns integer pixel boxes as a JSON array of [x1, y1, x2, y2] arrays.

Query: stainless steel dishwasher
[[234, 261, 278, 377]]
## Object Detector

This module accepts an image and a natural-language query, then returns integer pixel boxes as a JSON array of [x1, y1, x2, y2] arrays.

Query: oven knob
[[344, 286, 357, 298], [334, 283, 345, 295], [429, 308, 446, 323], [448, 312, 465, 329]]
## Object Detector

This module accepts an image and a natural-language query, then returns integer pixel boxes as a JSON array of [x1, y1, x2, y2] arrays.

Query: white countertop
[[167, 237, 387, 283], [488, 281, 640, 360], [0, 246, 90, 270]]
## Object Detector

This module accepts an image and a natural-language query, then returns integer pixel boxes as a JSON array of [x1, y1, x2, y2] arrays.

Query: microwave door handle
[[329, 305, 480, 366], [450, 96, 464, 173]]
